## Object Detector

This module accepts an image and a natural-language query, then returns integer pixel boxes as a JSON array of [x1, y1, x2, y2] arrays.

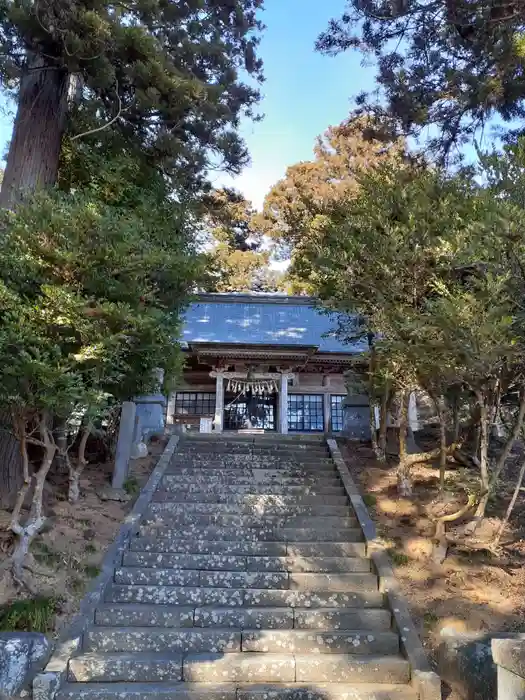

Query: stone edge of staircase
[[326, 438, 442, 700], [32, 434, 181, 700]]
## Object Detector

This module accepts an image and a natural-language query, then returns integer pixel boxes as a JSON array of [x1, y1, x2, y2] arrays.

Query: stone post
[[408, 392, 419, 432], [492, 638, 525, 700], [134, 368, 166, 442], [214, 373, 224, 432], [279, 373, 289, 434], [166, 392, 176, 425], [112, 401, 136, 489]]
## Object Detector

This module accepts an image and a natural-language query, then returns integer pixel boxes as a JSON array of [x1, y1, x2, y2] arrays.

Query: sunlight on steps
[[57, 436, 419, 700]]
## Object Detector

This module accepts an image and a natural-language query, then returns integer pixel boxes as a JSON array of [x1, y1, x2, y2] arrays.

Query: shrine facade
[[167, 293, 369, 435]]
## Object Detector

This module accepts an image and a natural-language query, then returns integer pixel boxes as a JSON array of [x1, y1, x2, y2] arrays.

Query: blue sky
[[0, 1, 374, 209], [216, 0, 375, 208]]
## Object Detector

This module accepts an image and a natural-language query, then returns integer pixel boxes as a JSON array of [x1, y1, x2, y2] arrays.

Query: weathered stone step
[[142, 512, 358, 530], [68, 652, 182, 682], [168, 464, 337, 475], [159, 476, 344, 489], [237, 684, 417, 700], [122, 552, 370, 573], [176, 444, 329, 452], [154, 486, 345, 498], [58, 682, 236, 700], [138, 525, 364, 543], [58, 683, 416, 700], [129, 538, 288, 556], [241, 629, 399, 654], [94, 604, 391, 631], [87, 626, 397, 656], [95, 604, 194, 628], [155, 490, 348, 505], [194, 607, 294, 629], [183, 653, 295, 682], [114, 568, 289, 589], [294, 608, 391, 630], [149, 498, 349, 514], [86, 627, 241, 653], [294, 654, 410, 684], [106, 585, 384, 608], [114, 568, 376, 590]]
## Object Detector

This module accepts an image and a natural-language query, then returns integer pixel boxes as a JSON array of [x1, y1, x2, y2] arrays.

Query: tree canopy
[[0, 0, 264, 204], [260, 113, 408, 290], [317, 0, 525, 155], [202, 187, 284, 292]]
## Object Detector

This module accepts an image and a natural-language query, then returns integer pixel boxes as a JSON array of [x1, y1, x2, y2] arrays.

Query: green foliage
[[260, 113, 408, 285], [202, 187, 282, 292], [123, 476, 140, 497], [0, 597, 57, 633], [84, 565, 101, 579], [317, 1, 525, 156], [31, 541, 62, 569], [387, 549, 410, 567], [362, 494, 377, 507], [0, 0, 264, 193]]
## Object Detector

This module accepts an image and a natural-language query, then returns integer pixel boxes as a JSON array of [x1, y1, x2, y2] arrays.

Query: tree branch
[[70, 83, 122, 142]]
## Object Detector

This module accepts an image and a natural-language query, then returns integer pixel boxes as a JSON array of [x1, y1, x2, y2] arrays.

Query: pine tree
[[0, 0, 264, 205], [203, 187, 278, 292], [317, 0, 525, 156]]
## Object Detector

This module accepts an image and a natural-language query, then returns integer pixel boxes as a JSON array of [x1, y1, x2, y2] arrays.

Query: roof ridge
[[194, 293, 316, 306]]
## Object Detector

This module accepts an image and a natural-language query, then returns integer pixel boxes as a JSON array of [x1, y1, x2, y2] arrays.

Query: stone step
[[122, 552, 371, 573], [155, 490, 349, 506], [106, 585, 384, 609], [142, 512, 359, 529], [184, 653, 295, 683], [193, 607, 295, 630], [137, 525, 364, 543], [58, 683, 237, 700], [68, 652, 182, 682], [85, 627, 241, 653], [94, 604, 391, 632], [176, 443, 329, 451], [129, 538, 288, 556], [58, 682, 416, 700], [294, 608, 391, 630], [170, 461, 336, 471], [241, 629, 399, 654], [237, 685, 417, 700], [295, 654, 410, 684], [179, 446, 329, 454], [167, 465, 337, 475], [149, 498, 349, 514], [161, 482, 344, 496], [113, 568, 289, 589], [94, 605, 298, 630], [95, 604, 195, 628], [114, 569, 377, 590]]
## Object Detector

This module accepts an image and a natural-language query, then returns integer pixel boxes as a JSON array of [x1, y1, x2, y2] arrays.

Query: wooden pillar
[[279, 374, 289, 434], [214, 374, 224, 432]]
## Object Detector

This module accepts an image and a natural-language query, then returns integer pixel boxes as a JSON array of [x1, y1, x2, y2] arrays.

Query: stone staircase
[[57, 435, 420, 700]]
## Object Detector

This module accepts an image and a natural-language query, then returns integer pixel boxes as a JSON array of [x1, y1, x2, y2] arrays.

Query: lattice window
[[174, 392, 215, 416], [288, 394, 324, 432], [330, 395, 346, 433]]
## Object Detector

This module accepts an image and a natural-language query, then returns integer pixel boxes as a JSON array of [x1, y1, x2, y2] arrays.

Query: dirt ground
[[338, 439, 525, 699], [0, 436, 168, 636]]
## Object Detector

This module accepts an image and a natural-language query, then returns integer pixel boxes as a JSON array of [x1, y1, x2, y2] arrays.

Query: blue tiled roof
[[181, 294, 365, 354]]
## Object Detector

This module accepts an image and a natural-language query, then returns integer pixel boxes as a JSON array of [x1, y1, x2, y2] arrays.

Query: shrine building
[[167, 293, 369, 435]]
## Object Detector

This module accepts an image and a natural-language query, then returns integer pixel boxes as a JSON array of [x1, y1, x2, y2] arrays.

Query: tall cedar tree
[[317, 0, 525, 155], [203, 187, 282, 292], [0, 0, 264, 205], [261, 113, 406, 288]]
